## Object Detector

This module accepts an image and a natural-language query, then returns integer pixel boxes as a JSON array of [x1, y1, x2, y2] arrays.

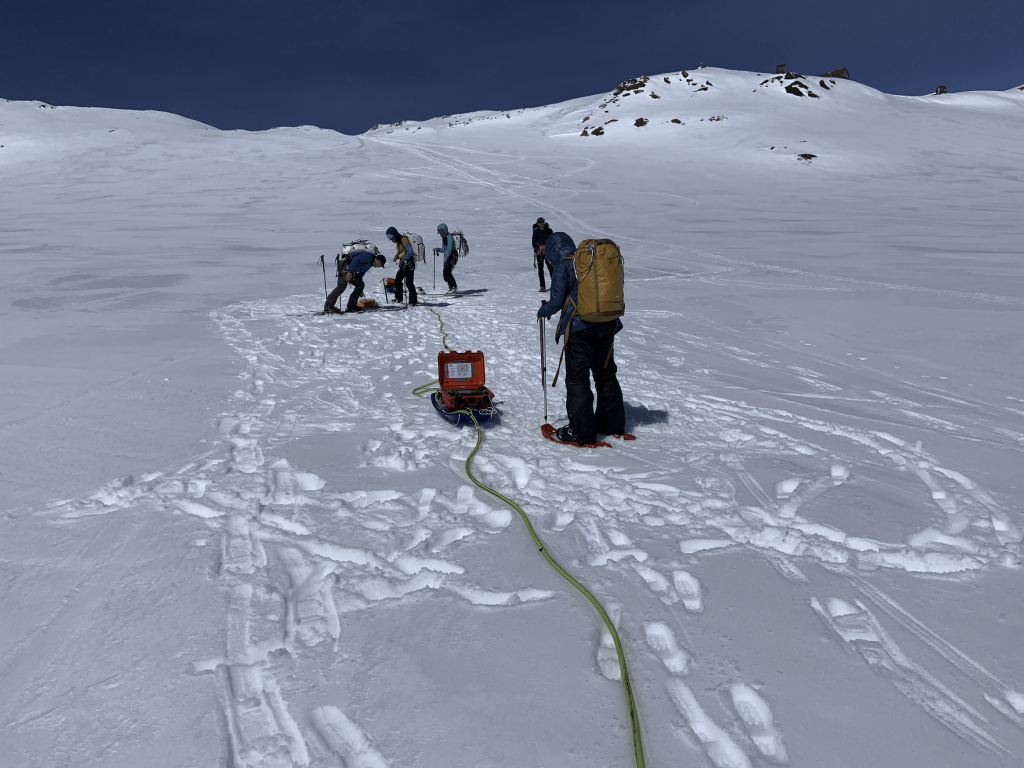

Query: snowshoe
[[540, 423, 611, 448]]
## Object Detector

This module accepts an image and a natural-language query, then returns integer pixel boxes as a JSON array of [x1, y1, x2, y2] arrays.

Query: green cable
[[461, 411, 646, 768], [427, 307, 453, 351], [413, 310, 647, 768], [411, 380, 440, 397]]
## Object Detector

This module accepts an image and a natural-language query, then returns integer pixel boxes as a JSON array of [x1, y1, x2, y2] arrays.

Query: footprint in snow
[[730, 684, 789, 764], [644, 621, 690, 675], [666, 679, 752, 768]]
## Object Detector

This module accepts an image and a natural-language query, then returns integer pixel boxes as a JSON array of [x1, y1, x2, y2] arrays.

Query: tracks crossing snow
[[21, 140, 1024, 767], [30, 277, 1024, 765]]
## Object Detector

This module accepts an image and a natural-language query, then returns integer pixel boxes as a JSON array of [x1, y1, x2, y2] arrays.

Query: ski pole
[[319, 255, 328, 305], [539, 301, 548, 422], [433, 248, 437, 291]]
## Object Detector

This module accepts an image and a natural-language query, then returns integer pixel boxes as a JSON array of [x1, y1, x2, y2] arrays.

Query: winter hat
[[437, 223, 448, 235], [386, 226, 399, 240], [536, 217, 546, 225]]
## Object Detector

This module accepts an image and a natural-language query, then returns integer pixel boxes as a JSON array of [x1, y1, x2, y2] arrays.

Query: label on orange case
[[446, 362, 474, 379]]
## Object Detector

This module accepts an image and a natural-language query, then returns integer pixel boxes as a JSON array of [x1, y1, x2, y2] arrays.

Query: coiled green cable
[[414, 308, 646, 768]]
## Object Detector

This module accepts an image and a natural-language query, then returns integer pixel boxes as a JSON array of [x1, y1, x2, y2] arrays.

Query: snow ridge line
[[416, 307, 647, 768]]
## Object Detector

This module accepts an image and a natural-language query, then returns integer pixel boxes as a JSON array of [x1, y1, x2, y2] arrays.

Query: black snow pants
[[443, 258, 458, 291], [345, 274, 365, 311], [564, 322, 625, 444], [394, 262, 418, 305], [536, 250, 552, 290], [325, 273, 349, 311]]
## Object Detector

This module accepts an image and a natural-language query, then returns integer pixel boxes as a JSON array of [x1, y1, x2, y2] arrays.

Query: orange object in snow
[[437, 350, 494, 412]]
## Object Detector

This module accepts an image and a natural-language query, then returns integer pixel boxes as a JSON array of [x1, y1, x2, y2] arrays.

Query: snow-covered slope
[[2, 68, 1023, 768], [368, 66, 1024, 169]]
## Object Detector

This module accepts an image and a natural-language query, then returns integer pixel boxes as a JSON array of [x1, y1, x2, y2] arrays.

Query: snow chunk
[[774, 479, 801, 499], [680, 539, 733, 554], [175, 500, 224, 519]]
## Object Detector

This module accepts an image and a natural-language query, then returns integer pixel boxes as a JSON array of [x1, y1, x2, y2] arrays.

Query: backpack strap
[[550, 295, 576, 386], [551, 251, 587, 385]]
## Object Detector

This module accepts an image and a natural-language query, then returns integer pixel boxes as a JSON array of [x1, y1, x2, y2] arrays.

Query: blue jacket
[[346, 251, 376, 278], [437, 223, 457, 264], [536, 232, 622, 342]]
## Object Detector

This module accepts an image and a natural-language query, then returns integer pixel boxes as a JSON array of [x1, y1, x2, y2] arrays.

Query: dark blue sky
[[3, 0, 1021, 135]]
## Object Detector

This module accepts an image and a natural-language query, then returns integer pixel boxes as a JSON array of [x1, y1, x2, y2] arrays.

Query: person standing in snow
[[532, 217, 553, 293], [386, 226, 418, 306], [325, 250, 386, 313], [436, 223, 460, 295], [536, 232, 625, 445]]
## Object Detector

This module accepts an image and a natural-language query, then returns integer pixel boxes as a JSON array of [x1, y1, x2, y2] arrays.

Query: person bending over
[[336, 251, 386, 313]]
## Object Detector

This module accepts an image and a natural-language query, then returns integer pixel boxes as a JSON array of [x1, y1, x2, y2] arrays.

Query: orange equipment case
[[437, 351, 494, 412]]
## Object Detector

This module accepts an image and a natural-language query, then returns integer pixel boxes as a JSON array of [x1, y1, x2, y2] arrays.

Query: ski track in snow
[[22, 125, 1024, 764]]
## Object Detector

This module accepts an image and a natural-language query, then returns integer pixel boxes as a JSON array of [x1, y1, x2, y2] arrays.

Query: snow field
[[35, 280, 1023, 765], [3, 65, 1024, 767]]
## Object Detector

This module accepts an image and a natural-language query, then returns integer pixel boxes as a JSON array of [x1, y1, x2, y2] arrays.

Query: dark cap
[[536, 217, 546, 225]]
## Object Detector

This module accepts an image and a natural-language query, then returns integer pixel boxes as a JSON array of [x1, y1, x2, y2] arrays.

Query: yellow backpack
[[566, 239, 625, 322], [551, 239, 625, 385]]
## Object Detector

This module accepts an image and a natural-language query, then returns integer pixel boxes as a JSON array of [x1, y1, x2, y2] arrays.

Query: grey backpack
[[450, 228, 469, 258], [340, 239, 381, 257], [403, 232, 427, 263]]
